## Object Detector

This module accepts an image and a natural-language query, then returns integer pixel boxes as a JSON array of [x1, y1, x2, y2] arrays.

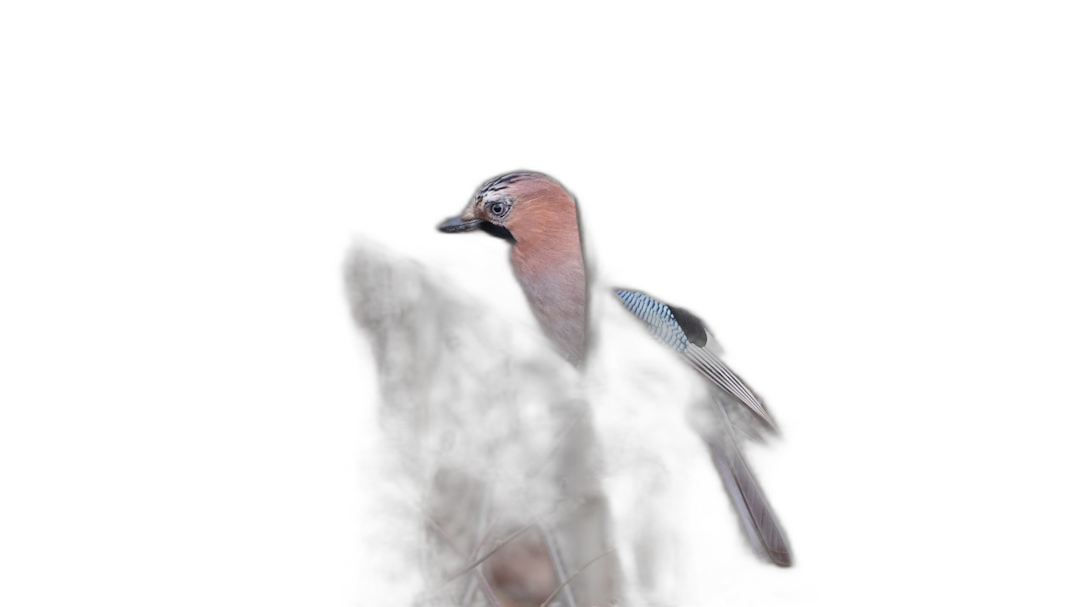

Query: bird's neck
[[509, 205, 588, 366]]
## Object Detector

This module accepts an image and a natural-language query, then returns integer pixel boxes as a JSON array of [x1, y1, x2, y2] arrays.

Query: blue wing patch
[[614, 289, 692, 353]]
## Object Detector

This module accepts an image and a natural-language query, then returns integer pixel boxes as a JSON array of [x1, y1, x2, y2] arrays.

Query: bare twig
[[444, 326, 583, 604], [475, 408, 587, 550], [483, 403, 587, 607], [419, 453, 457, 604], [447, 470, 481, 535], [548, 494, 591, 531], [410, 477, 570, 604], [424, 513, 502, 607], [384, 479, 501, 600], [488, 470, 574, 607], [483, 410, 578, 604], [539, 548, 616, 607]]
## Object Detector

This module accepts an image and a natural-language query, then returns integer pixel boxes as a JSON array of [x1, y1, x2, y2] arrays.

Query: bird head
[[437, 171, 589, 366], [437, 171, 578, 246]]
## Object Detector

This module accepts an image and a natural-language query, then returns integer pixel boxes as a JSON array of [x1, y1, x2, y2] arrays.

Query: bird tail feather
[[691, 386, 794, 565]]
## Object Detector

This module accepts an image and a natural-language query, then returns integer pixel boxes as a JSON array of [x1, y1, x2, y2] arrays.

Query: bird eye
[[489, 202, 508, 217]]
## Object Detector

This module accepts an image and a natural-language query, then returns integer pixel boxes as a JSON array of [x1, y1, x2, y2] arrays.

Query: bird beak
[[438, 211, 482, 233]]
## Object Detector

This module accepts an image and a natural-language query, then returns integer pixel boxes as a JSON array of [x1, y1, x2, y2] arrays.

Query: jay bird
[[438, 170, 793, 570]]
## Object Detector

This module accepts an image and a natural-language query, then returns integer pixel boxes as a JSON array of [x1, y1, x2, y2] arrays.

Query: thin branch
[[477, 403, 587, 604], [447, 470, 481, 535], [548, 496, 591, 529], [447, 326, 501, 552], [539, 548, 616, 607], [444, 306, 587, 604], [410, 477, 574, 604], [424, 514, 502, 607], [384, 481, 501, 604], [419, 468, 457, 604], [490, 457, 574, 604], [475, 484, 493, 547], [475, 410, 587, 548], [447, 328, 583, 604]]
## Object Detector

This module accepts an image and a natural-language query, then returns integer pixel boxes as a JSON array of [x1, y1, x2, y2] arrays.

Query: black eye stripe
[[479, 221, 516, 244]]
